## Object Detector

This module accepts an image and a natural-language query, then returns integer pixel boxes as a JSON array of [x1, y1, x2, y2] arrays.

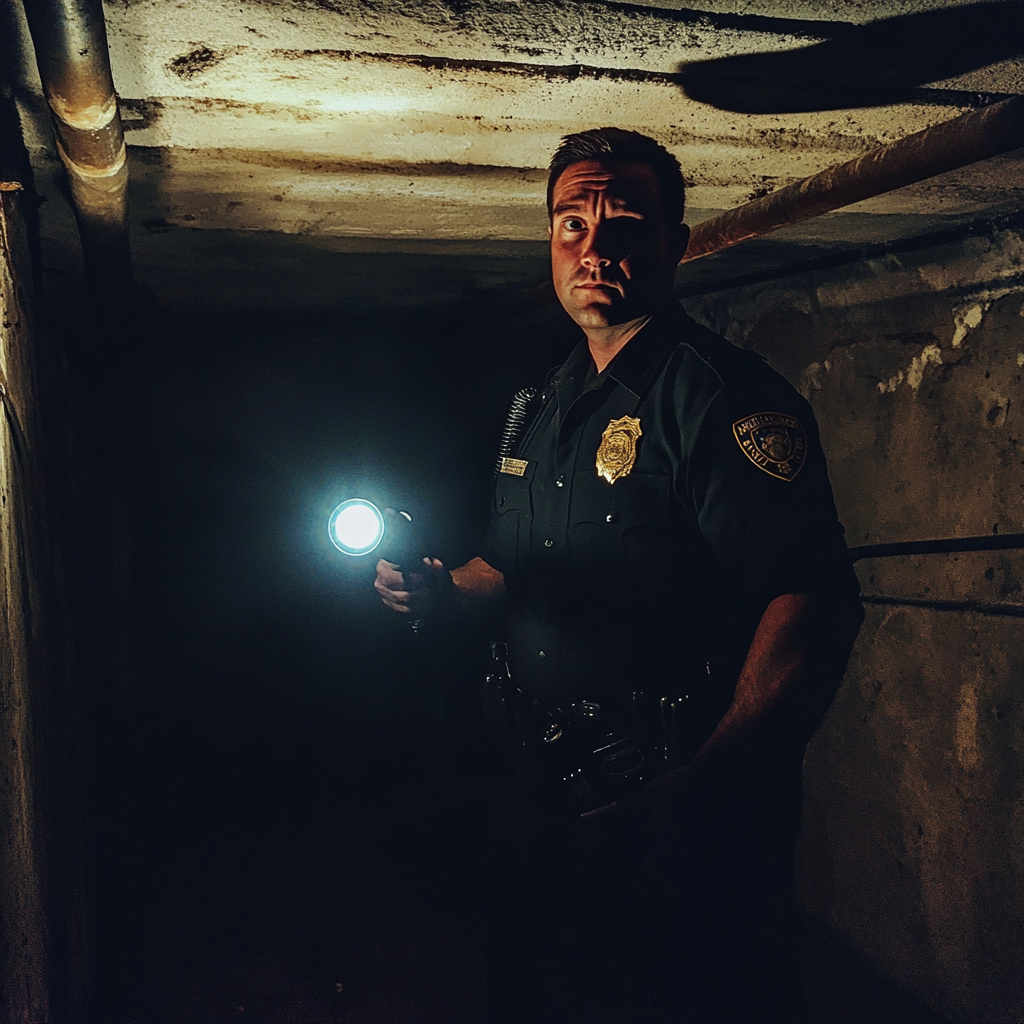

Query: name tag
[[499, 457, 529, 477]]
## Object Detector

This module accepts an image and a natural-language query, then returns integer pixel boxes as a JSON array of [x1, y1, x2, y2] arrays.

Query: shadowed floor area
[[112, 749, 495, 1024], [107, 749, 950, 1024]]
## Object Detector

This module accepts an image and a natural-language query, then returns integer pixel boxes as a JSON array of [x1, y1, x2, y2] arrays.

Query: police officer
[[376, 128, 863, 1023]]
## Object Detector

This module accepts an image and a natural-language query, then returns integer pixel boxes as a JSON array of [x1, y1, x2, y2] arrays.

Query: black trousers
[[481, 758, 807, 1024]]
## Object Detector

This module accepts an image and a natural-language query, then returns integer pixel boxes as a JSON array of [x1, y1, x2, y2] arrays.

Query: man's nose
[[580, 218, 630, 269], [580, 226, 613, 268]]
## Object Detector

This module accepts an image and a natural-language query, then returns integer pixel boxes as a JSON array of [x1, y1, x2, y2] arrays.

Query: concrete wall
[[685, 224, 1024, 1023], [0, 189, 86, 1021]]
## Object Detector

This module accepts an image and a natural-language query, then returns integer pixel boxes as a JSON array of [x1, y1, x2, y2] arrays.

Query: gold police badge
[[732, 412, 807, 481], [596, 415, 642, 484]]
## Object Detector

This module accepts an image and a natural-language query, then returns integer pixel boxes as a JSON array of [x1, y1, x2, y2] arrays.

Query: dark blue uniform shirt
[[482, 301, 858, 716]]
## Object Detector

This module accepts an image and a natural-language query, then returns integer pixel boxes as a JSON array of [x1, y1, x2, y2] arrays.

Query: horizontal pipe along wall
[[682, 96, 1024, 263], [681, 222, 1024, 1024]]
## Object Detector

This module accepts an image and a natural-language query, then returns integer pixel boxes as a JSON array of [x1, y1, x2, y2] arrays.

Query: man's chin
[[565, 299, 635, 329]]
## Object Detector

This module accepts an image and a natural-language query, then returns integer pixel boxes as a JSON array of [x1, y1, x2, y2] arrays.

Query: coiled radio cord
[[494, 387, 538, 476]]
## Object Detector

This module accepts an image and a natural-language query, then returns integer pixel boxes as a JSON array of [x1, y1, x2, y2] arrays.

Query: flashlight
[[328, 498, 385, 557], [328, 497, 425, 631], [328, 498, 389, 557], [328, 498, 418, 562]]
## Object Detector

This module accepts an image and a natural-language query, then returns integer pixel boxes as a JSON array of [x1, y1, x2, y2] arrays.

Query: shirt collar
[[604, 301, 687, 397], [554, 300, 686, 402]]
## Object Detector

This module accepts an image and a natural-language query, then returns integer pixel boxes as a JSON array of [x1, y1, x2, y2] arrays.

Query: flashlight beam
[[329, 498, 386, 556]]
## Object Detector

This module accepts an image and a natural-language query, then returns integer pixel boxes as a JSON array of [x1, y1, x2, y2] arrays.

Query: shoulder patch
[[732, 412, 807, 481]]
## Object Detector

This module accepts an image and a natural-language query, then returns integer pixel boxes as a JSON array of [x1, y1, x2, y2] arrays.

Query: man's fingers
[[373, 574, 409, 601], [375, 557, 446, 615], [376, 559, 435, 587], [375, 558, 404, 587], [376, 584, 412, 605], [580, 800, 619, 821], [375, 562, 424, 596]]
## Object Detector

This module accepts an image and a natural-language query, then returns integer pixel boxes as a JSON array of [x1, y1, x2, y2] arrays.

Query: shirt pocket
[[492, 461, 536, 573], [569, 471, 671, 573]]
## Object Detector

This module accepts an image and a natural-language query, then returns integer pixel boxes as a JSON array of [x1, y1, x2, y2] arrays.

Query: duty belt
[[483, 649, 725, 812]]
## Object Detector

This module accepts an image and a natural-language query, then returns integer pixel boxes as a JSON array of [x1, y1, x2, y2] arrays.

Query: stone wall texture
[[685, 226, 1024, 1023], [0, 192, 86, 1024]]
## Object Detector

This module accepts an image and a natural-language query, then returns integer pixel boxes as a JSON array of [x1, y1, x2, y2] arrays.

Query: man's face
[[549, 159, 686, 330]]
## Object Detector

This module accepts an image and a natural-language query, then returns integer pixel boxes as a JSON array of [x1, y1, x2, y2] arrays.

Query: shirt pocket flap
[[495, 459, 536, 515], [570, 470, 670, 531]]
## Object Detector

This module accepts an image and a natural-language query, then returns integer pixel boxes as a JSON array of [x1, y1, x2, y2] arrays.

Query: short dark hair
[[546, 127, 685, 224]]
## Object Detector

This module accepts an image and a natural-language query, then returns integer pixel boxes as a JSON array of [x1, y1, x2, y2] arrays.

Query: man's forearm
[[689, 592, 862, 779], [637, 592, 861, 814], [450, 556, 506, 606]]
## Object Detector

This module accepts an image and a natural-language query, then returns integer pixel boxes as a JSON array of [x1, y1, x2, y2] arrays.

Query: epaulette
[[679, 318, 744, 381], [676, 318, 779, 412], [538, 364, 562, 404]]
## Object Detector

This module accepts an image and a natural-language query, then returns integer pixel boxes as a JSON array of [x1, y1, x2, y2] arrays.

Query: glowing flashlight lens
[[329, 499, 385, 556]]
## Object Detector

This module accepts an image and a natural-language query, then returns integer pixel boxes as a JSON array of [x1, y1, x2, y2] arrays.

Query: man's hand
[[578, 766, 690, 830], [580, 591, 862, 833], [374, 557, 452, 616], [374, 554, 506, 619]]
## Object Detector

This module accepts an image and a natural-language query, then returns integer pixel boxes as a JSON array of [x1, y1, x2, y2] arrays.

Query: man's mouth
[[574, 281, 621, 295]]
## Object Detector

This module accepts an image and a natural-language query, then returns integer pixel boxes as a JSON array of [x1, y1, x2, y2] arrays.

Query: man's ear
[[547, 221, 553, 239], [674, 222, 691, 264]]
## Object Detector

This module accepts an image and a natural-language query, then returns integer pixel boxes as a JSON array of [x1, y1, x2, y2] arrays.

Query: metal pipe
[[682, 96, 1024, 263], [20, 0, 130, 285], [849, 532, 1024, 562]]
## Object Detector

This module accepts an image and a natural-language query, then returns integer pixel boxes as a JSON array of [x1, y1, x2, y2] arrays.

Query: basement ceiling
[[8, 0, 1024, 304]]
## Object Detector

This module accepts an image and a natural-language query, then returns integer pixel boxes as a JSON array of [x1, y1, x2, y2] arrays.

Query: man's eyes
[[558, 215, 646, 232]]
